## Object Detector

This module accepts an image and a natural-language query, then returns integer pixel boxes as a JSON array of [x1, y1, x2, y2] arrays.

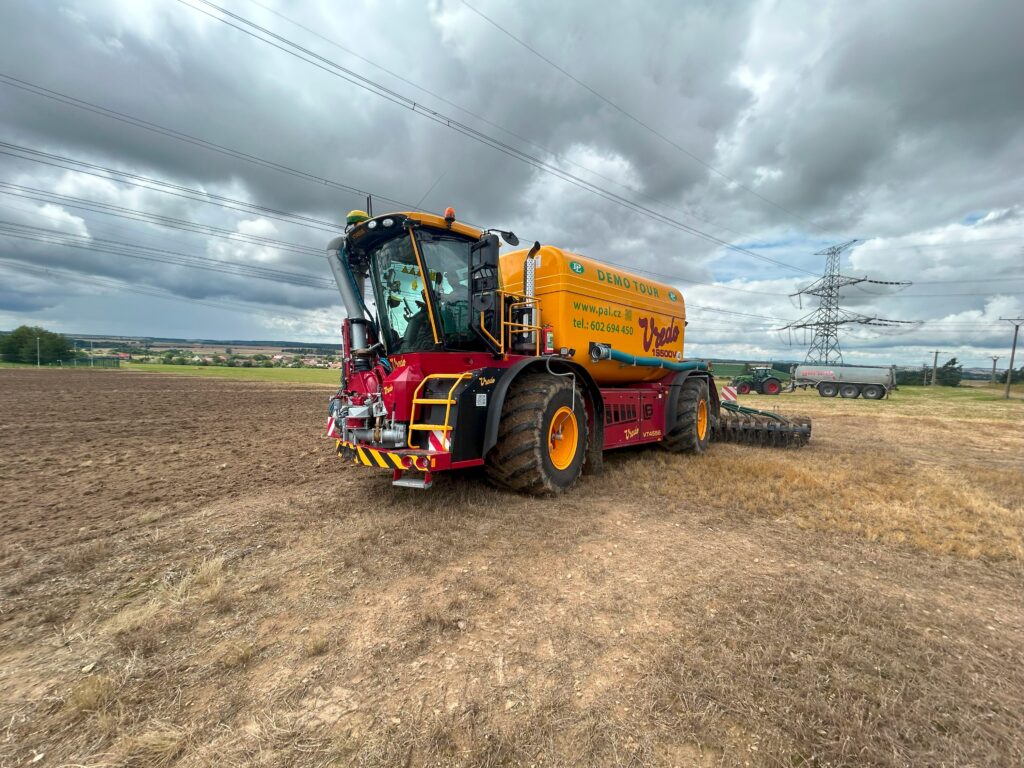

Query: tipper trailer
[[325, 208, 810, 493]]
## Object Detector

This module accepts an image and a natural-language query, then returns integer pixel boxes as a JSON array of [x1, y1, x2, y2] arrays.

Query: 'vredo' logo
[[668, 290, 678, 301], [638, 316, 680, 355], [569, 261, 584, 275]]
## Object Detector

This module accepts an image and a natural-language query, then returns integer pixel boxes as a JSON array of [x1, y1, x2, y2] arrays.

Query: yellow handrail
[[408, 373, 471, 449], [476, 290, 541, 355]]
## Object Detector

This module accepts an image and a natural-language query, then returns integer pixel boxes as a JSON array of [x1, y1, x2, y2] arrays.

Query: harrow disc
[[714, 403, 812, 448]]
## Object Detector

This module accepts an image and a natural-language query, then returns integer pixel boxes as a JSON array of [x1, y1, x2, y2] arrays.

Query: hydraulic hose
[[591, 343, 708, 373]]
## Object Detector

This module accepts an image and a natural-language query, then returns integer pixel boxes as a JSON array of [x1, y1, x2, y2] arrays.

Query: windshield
[[366, 230, 474, 354]]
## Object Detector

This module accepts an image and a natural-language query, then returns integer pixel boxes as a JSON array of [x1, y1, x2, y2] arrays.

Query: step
[[392, 475, 433, 490], [413, 398, 455, 405], [408, 424, 452, 431]]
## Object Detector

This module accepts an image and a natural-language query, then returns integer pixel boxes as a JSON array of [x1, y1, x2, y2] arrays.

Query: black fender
[[665, 370, 720, 426], [482, 357, 605, 462]]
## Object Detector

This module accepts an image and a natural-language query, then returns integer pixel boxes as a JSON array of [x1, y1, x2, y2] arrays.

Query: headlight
[[367, 220, 378, 230], [382, 218, 394, 227]]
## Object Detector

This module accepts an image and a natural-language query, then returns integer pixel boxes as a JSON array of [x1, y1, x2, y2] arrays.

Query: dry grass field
[[0, 369, 1021, 767]]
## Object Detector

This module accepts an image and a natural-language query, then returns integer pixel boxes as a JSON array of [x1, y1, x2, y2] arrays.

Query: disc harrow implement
[[715, 401, 812, 448]]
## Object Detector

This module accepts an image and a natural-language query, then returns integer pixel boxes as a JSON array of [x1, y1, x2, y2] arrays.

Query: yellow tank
[[499, 245, 687, 384]]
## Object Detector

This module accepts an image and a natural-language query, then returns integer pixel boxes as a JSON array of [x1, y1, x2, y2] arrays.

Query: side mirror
[[500, 230, 519, 246], [470, 233, 500, 272]]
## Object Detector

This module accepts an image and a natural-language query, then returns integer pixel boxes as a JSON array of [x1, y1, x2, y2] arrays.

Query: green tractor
[[729, 365, 785, 396]]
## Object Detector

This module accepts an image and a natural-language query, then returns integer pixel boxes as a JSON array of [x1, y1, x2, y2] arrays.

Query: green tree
[[935, 357, 963, 387], [0, 325, 73, 364]]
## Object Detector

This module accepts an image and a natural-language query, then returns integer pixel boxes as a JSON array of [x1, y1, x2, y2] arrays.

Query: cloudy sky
[[1, 0, 1022, 368]]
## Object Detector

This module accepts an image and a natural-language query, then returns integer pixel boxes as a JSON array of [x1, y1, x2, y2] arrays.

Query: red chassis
[[328, 347, 702, 487]]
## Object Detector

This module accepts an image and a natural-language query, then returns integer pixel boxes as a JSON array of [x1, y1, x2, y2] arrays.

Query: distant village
[[83, 338, 344, 369], [130, 350, 341, 369]]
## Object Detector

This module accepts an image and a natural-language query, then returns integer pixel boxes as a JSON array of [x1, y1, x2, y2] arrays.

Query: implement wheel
[[662, 377, 711, 454], [839, 384, 861, 399], [862, 384, 885, 400], [486, 373, 587, 495], [817, 382, 838, 398]]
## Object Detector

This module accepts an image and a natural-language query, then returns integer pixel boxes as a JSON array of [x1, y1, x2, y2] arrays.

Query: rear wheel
[[486, 373, 587, 495], [861, 384, 885, 400], [662, 377, 711, 454], [817, 382, 838, 398], [761, 377, 782, 395], [735, 381, 751, 395], [839, 384, 861, 399]]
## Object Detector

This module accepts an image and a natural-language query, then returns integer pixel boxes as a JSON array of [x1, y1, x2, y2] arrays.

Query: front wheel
[[662, 377, 711, 454], [486, 373, 587, 495], [736, 381, 751, 395]]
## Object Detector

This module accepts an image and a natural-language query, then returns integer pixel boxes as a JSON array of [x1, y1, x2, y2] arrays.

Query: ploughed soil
[[0, 369, 1021, 767]]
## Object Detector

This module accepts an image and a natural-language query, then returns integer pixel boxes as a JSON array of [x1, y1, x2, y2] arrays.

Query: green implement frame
[[715, 400, 811, 448]]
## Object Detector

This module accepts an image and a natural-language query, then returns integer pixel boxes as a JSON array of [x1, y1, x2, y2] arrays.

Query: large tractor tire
[[485, 373, 587, 495], [761, 377, 782, 395], [817, 382, 838, 398], [839, 383, 861, 399], [662, 377, 711, 454], [735, 381, 752, 395]]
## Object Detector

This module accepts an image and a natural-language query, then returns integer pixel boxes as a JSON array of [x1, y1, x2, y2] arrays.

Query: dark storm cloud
[[0, 0, 1021, 363]]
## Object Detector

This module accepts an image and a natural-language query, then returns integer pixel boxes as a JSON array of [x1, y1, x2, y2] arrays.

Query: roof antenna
[[366, 194, 373, 217]]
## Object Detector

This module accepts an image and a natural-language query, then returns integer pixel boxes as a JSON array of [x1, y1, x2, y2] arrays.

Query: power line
[[460, 0, 822, 233], [239, 0, 751, 243], [0, 73, 422, 211], [1, 140, 805, 300], [0, 258, 323, 321], [0, 183, 324, 257], [0, 141, 343, 233], [849, 288, 1024, 298], [0, 220, 334, 290], [166, 2, 817, 276]]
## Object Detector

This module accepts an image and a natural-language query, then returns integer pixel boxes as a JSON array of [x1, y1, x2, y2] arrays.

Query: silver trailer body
[[792, 364, 896, 399]]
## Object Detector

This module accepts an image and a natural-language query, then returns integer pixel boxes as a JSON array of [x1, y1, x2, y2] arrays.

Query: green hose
[[601, 346, 709, 373]]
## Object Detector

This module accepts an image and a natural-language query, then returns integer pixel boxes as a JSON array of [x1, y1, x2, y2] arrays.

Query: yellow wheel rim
[[696, 399, 708, 441], [547, 406, 579, 470]]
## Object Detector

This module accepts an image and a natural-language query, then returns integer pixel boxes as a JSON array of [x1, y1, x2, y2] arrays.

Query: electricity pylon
[[780, 240, 914, 364]]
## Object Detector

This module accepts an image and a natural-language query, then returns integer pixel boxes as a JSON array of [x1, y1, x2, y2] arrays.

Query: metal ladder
[[407, 373, 471, 450]]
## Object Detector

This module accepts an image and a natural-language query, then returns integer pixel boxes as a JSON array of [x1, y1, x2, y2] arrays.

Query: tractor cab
[[342, 210, 480, 353]]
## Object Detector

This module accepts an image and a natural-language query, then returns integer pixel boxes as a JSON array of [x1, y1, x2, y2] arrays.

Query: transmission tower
[[780, 240, 915, 364]]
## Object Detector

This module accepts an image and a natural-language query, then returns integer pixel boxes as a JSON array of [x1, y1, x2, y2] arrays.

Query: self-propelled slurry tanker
[[325, 208, 810, 493]]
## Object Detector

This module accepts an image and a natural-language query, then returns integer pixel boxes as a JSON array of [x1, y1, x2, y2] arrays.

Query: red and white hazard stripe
[[427, 429, 449, 452], [721, 385, 738, 402]]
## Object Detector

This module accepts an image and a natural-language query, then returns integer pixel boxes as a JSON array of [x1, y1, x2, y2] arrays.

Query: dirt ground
[[1, 369, 1022, 767]]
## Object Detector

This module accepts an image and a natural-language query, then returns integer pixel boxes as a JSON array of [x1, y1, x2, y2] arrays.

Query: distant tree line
[[0, 325, 73, 364], [893, 357, 1024, 387]]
